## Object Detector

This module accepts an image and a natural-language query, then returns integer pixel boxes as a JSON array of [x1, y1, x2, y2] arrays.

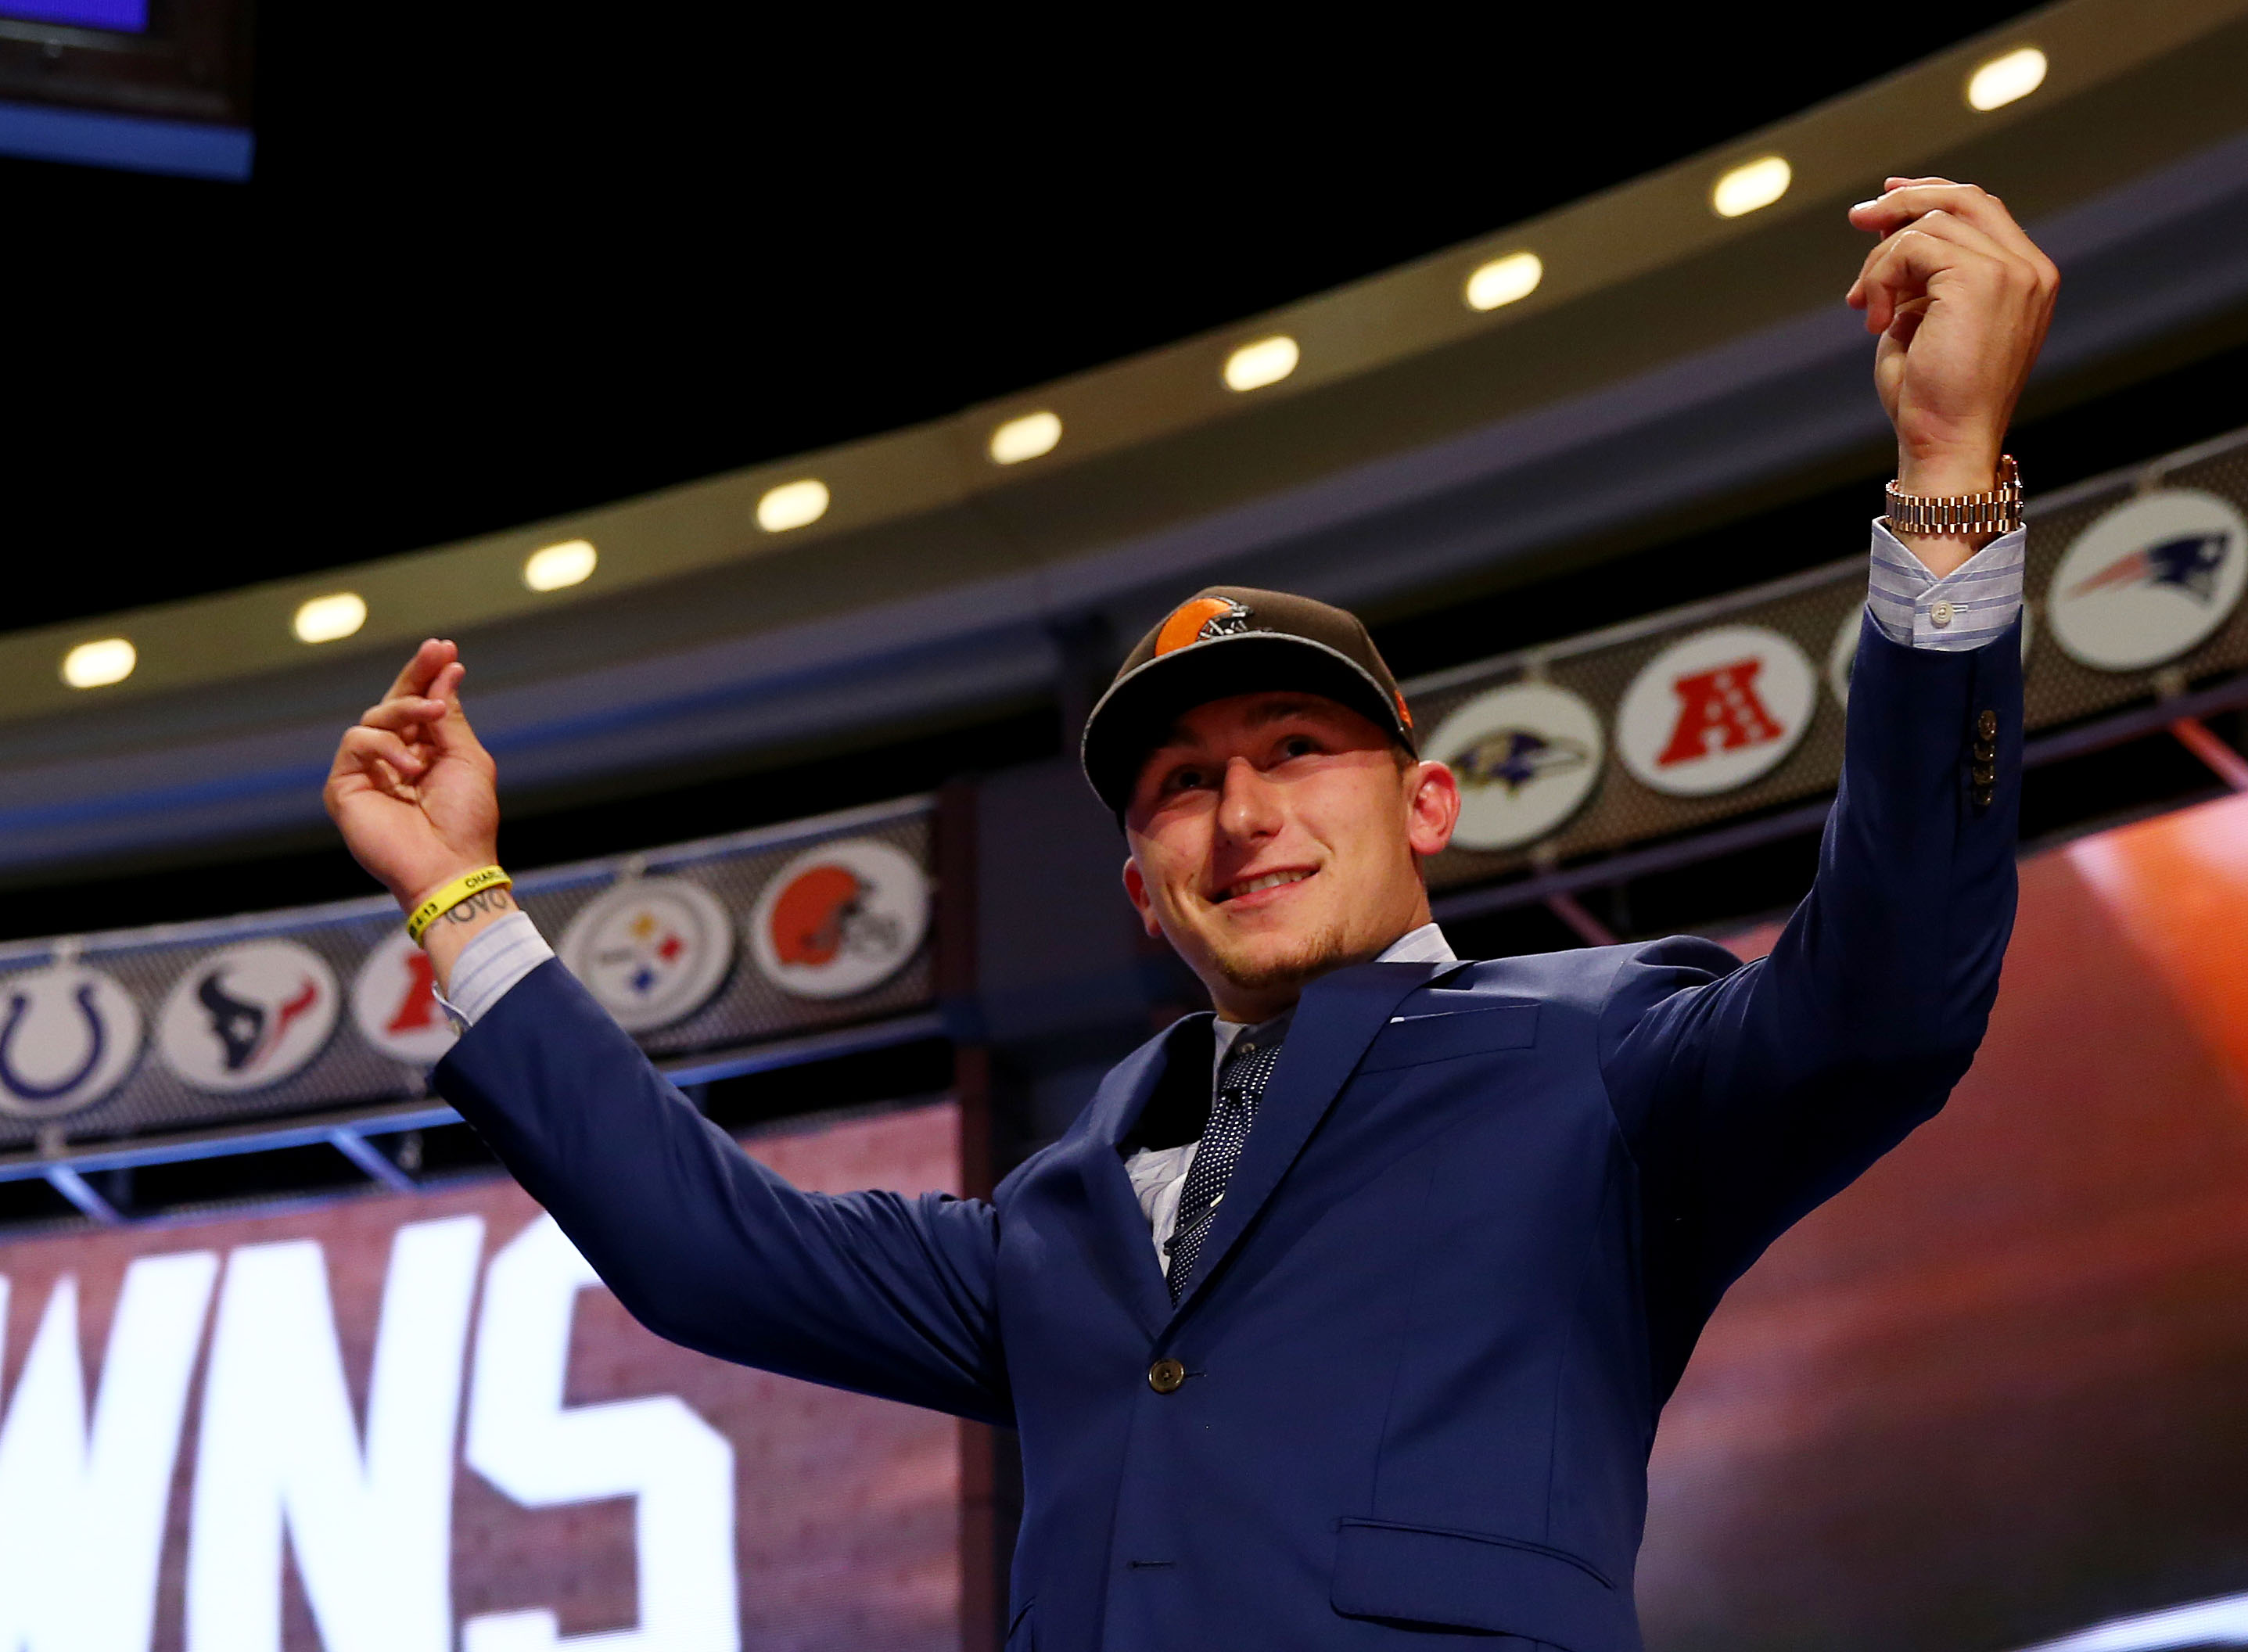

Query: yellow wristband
[[405, 865, 512, 946]]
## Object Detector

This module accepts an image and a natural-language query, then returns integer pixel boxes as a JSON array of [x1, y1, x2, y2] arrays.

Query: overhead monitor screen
[[0, 0, 250, 178], [0, 0, 147, 29]]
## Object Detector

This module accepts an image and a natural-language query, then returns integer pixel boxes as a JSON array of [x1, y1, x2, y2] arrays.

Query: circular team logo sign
[[1426, 682, 1604, 851], [1618, 623, 1816, 797], [558, 877, 735, 1032], [0, 964, 143, 1119], [749, 839, 930, 1000], [1826, 602, 2034, 710], [159, 940, 340, 1093], [2048, 489, 2247, 672], [350, 929, 457, 1065]]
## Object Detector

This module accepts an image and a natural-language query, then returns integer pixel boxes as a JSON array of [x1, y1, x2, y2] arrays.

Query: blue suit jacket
[[437, 616, 2021, 1651]]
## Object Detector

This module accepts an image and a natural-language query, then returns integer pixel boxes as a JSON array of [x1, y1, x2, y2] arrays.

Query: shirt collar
[[1374, 921, 1457, 966]]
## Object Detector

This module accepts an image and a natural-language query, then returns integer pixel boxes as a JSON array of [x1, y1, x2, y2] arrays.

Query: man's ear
[[1122, 856, 1164, 938], [1406, 760, 1460, 858]]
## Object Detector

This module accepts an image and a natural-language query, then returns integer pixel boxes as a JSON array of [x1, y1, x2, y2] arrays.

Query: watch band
[[1884, 454, 2021, 537]]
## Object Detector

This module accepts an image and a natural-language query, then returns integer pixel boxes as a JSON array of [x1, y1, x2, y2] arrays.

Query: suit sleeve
[[1596, 610, 2022, 1338], [434, 959, 1011, 1425]]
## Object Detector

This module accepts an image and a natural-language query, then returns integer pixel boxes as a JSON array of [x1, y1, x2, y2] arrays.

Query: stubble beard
[[1205, 911, 1367, 998]]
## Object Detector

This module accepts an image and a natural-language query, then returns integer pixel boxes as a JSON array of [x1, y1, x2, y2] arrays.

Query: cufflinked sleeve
[[435, 960, 1011, 1424], [1598, 609, 2021, 1376]]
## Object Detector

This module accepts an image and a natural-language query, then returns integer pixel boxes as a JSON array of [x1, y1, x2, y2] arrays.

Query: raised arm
[[324, 641, 1010, 1423], [1596, 179, 2055, 1341]]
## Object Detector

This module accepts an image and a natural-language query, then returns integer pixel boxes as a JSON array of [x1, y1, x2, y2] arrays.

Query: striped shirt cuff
[[1866, 519, 2027, 652], [433, 910, 555, 1031]]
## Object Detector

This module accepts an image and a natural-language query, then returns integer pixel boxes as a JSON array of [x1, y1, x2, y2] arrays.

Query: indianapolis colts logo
[[0, 964, 144, 1119]]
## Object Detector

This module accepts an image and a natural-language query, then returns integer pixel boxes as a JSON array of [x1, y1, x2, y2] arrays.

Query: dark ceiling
[[12, 7, 2044, 633]]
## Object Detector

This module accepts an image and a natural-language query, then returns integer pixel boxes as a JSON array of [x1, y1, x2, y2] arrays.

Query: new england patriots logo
[[1446, 729, 1592, 795], [2067, 532, 2232, 605]]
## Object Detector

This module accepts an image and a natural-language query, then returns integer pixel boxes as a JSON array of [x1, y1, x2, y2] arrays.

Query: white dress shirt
[[1122, 920, 1460, 1273]]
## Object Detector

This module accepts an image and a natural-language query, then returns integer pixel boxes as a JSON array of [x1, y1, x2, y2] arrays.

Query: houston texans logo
[[2066, 532, 2231, 604], [1446, 730, 1592, 795], [198, 970, 320, 1073]]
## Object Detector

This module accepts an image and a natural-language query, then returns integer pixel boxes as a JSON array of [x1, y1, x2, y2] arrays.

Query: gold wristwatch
[[1884, 454, 2021, 537]]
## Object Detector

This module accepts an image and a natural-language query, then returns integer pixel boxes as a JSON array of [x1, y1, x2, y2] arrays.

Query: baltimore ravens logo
[[1424, 682, 1607, 851], [2066, 532, 2231, 604], [1445, 728, 1593, 795]]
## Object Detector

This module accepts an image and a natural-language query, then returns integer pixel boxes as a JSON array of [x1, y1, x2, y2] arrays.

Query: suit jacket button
[[1977, 709, 1998, 742], [1973, 784, 1995, 809], [1148, 1358, 1187, 1394]]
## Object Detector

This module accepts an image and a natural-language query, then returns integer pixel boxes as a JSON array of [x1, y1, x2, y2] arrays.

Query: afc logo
[[351, 930, 458, 1065], [1618, 625, 1817, 798]]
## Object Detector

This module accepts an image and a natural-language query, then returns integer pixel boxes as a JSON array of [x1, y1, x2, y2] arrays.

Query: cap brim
[[1080, 632, 1413, 817]]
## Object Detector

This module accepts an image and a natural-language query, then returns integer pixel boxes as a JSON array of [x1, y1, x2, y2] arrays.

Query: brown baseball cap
[[1079, 586, 1416, 816]]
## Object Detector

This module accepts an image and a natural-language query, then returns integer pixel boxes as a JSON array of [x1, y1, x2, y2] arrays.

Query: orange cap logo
[[1155, 596, 1251, 656], [1395, 691, 1413, 730]]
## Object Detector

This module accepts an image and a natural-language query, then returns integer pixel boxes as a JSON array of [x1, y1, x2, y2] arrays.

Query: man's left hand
[[1848, 178, 2058, 572]]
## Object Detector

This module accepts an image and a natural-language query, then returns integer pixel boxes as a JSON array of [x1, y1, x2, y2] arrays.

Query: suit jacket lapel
[[1047, 1015, 1211, 1338], [1169, 961, 1455, 1320]]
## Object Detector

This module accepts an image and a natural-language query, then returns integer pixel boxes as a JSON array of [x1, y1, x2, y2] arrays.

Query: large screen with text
[[0, 1103, 963, 1652]]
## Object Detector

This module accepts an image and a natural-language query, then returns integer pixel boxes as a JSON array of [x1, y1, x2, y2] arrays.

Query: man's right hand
[[325, 639, 501, 917]]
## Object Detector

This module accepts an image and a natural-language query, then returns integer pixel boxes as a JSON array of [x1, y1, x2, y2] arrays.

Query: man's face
[[1122, 691, 1460, 1022]]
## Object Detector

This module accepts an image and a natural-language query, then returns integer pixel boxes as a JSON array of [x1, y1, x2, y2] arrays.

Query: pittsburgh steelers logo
[[1426, 682, 1604, 851], [2048, 490, 2247, 672], [350, 929, 458, 1064], [0, 964, 143, 1119], [749, 839, 930, 1000], [558, 877, 735, 1032], [158, 940, 340, 1093], [1617, 624, 1815, 796]]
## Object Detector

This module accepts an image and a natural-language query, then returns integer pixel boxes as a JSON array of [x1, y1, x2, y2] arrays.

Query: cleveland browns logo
[[1155, 597, 1253, 655], [750, 839, 931, 1000]]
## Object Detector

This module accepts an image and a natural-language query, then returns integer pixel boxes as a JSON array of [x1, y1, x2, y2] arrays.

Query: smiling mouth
[[1214, 869, 1313, 903]]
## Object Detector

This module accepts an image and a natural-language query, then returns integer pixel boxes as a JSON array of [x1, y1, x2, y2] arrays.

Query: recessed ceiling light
[[1967, 46, 2047, 111], [1223, 336, 1300, 393], [757, 479, 831, 533], [1711, 155, 1791, 219], [989, 411, 1063, 465], [523, 538, 598, 591], [1465, 251, 1542, 312], [62, 637, 135, 689], [293, 591, 368, 645]]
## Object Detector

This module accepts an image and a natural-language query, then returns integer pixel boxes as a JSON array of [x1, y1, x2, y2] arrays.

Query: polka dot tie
[[1165, 1032, 1284, 1302]]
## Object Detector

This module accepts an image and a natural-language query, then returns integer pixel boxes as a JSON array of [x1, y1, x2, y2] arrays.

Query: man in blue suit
[[325, 178, 2056, 1648]]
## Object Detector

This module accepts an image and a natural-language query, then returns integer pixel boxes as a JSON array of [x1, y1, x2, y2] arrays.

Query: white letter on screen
[[0, 1253, 218, 1652], [463, 1215, 738, 1652], [186, 1216, 484, 1652]]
